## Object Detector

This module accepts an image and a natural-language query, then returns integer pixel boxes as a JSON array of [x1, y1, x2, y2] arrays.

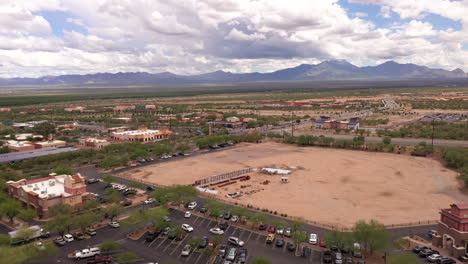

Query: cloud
[[0, 0, 467, 77]]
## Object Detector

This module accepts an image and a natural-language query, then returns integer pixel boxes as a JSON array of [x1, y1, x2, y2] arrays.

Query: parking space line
[[169, 236, 188, 255], [185, 250, 197, 262], [192, 215, 200, 225], [154, 237, 168, 250], [238, 229, 245, 239], [192, 253, 204, 264], [245, 231, 253, 242], [198, 217, 206, 226], [162, 239, 177, 253]]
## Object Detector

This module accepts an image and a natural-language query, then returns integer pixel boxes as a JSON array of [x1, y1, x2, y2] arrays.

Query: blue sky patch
[[36, 10, 88, 37]]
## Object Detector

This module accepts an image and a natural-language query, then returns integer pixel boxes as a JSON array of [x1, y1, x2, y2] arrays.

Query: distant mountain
[[0, 60, 466, 86]]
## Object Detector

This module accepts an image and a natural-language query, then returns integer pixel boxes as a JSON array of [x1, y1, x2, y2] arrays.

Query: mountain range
[[0, 60, 466, 86]]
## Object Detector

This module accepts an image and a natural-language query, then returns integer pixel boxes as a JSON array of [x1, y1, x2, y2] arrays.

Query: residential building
[[7, 174, 88, 218], [110, 126, 172, 142], [433, 204, 468, 258]]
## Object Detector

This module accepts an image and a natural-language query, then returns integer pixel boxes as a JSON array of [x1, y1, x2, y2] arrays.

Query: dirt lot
[[119, 142, 464, 228]]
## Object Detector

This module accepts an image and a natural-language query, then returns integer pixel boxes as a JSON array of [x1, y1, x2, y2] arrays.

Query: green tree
[[44, 214, 72, 237], [127, 180, 143, 190], [175, 144, 190, 153], [0, 199, 22, 223], [99, 240, 121, 255], [33, 122, 56, 139], [324, 231, 354, 251], [117, 251, 138, 263], [189, 237, 203, 249], [74, 212, 99, 232], [202, 247, 216, 257], [206, 199, 225, 222], [382, 136, 392, 145], [291, 231, 308, 254], [292, 220, 305, 232], [54, 167, 73, 175], [168, 227, 185, 239], [102, 174, 116, 185], [248, 213, 268, 228], [48, 203, 73, 218], [251, 256, 272, 264], [17, 208, 37, 221], [230, 206, 249, 219], [353, 220, 391, 255], [105, 188, 119, 203], [103, 204, 124, 222], [0, 234, 10, 246], [388, 253, 419, 264]]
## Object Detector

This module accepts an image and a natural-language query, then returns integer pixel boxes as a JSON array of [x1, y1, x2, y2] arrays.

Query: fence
[[193, 168, 255, 186]]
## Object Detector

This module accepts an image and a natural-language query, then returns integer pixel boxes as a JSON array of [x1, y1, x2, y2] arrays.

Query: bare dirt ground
[[120, 142, 462, 228]]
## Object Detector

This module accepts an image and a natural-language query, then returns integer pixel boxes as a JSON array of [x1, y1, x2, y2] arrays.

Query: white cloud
[[0, 0, 468, 77]]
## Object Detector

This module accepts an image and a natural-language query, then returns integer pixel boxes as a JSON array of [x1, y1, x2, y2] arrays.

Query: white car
[[187, 202, 197, 210], [181, 245, 192, 256], [209, 227, 225, 235], [227, 236, 244, 247], [230, 215, 239, 222], [144, 198, 155, 204], [74, 247, 101, 259], [108, 221, 120, 228], [309, 233, 317, 244], [427, 254, 443, 262], [276, 227, 284, 235], [181, 224, 194, 232], [184, 211, 192, 218], [63, 234, 74, 242]]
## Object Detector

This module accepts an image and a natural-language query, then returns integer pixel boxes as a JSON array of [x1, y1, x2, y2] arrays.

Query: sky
[[0, 0, 468, 78]]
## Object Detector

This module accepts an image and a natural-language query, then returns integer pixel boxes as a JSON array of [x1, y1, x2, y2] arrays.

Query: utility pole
[[431, 119, 435, 149], [291, 111, 294, 137]]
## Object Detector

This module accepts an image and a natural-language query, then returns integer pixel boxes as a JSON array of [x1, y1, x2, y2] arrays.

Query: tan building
[[64, 106, 85, 112], [110, 126, 172, 142], [145, 105, 156, 110], [113, 105, 136, 112], [433, 203, 468, 258], [7, 174, 88, 218], [6, 141, 35, 152], [33, 140, 67, 149], [79, 137, 110, 149], [0, 108, 11, 112]]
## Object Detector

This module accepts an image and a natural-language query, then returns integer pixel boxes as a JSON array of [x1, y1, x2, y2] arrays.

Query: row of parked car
[[413, 245, 455, 263]]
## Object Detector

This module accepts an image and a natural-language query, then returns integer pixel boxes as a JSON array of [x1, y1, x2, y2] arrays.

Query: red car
[[259, 224, 267, 230], [268, 225, 276, 233], [87, 256, 112, 264], [319, 239, 327, 247], [207, 241, 215, 248]]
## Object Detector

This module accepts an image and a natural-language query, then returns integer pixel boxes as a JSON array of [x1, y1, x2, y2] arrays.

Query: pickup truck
[[74, 247, 101, 259]]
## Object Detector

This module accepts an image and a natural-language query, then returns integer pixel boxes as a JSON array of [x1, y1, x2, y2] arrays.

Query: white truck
[[74, 247, 101, 259], [9, 225, 50, 246]]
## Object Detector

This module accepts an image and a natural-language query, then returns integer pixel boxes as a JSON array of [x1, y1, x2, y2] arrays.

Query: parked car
[[144, 198, 156, 204], [187, 201, 198, 210], [287, 242, 296, 251], [223, 212, 232, 220], [275, 238, 285, 247], [276, 227, 284, 235], [420, 249, 439, 258], [439, 258, 456, 264], [230, 215, 239, 222], [145, 231, 159, 242], [63, 234, 74, 242], [323, 250, 333, 263], [199, 207, 207, 213], [226, 248, 237, 261], [146, 185, 155, 191], [181, 224, 194, 232], [344, 257, 354, 264], [209, 228, 225, 235], [268, 225, 276, 233], [218, 245, 227, 258], [161, 227, 171, 236], [428, 230, 439, 238], [427, 254, 443, 263], [199, 236, 209, 248], [86, 228, 97, 236], [309, 233, 317, 244], [227, 237, 244, 247], [266, 234, 275, 244], [319, 239, 327, 247], [302, 246, 312, 258], [181, 245, 192, 256], [74, 247, 101, 259], [259, 224, 267, 231], [238, 248, 247, 263], [284, 227, 292, 237], [219, 221, 229, 230], [108, 221, 120, 228], [73, 232, 85, 240], [335, 252, 343, 264], [123, 189, 137, 196], [86, 178, 99, 184], [54, 237, 66, 246], [413, 245, 429, 253], [184, 211, 192, 218], [86, 256, 112, 264]]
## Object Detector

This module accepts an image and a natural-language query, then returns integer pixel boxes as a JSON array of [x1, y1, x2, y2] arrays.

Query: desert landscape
[[120, 141, 463, 228]]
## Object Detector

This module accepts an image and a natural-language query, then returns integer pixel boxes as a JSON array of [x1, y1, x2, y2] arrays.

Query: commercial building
[[0, 147, 79, 164], [7, 174, 88, 218], [433, 203, 468, 258], [113, 105, 135, 112], [0, 108, 11, 112], [110, 126, 172, 142], [6, 141, 35, 152], [314, 116, 360, 130], [33, 140, 67, 149], [145, 105, 156, 110], [79, 137, 111, 149], [64, 106, 86, 112]]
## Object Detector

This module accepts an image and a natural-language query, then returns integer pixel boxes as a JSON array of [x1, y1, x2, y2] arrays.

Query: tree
[[175, 144, 190, 153], [382, 136, 392, 145], [168, 227, 185, 239], [291, 231, 308, 254], [17, 208, 37, 222], [127, 180, 143, 190], [48, 203, 73, 218], [388, 253, 419, 264], [0, 234, 10, 246], [54, 167, 73, 175], [189, 237, 203, 249], [44, 214, 72, 236], [202, 247, 216, 257], [324, 231, 354, 251], [212, 234, 224, 245], [230, 206, 249, 220], [206, 199, 225, 222], [103, 204, 124, 221], [353, 220, 391, 255], [248, 213, 267, 228], [251, 256, 272, 264], [99, 241, 121, 255], [105, 188, 119, 203], [33, 122, 55, 139], [74, 212, 99, 232], [102, 174, 116, 185], [117, 251, 138, 263], [0, 199, 22, 223], [292, 220, 305, 232]]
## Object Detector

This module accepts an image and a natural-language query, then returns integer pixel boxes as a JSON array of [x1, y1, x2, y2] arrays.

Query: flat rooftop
[[0, 147, 79, 164], [112, 129, 162, 136], [23, 177, 67, 198]]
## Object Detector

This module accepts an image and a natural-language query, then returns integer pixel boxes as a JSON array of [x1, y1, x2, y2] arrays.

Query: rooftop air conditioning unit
[[49, 180, 55, 186]]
